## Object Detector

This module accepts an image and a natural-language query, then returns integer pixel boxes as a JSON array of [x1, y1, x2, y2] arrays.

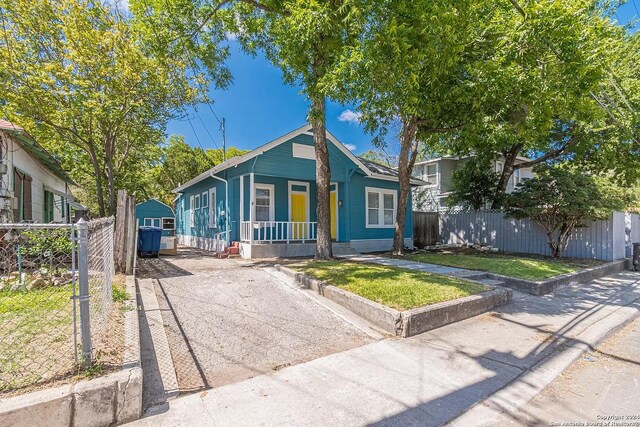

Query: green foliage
[[112, 284, 128, 304], [447, 158, 500, 211], [505, 164, 635, 257], [141, 135, 247, 205], [21, 229, 72, 257], [292, 261, 486, 311], [405, 252, 594, 281], [0, 0, 225, 215]]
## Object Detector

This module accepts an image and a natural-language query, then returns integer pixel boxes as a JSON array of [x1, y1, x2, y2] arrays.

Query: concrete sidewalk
[[128, 271, 640, 427]]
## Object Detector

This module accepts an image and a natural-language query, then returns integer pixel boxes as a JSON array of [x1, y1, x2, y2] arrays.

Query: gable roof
[[136, 198, 175, 215], [0, 119, 75, 184], [173, 124, 424, 192]]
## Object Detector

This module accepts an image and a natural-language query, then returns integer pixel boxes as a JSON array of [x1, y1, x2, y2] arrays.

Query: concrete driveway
[[137, 248, 374, 408]]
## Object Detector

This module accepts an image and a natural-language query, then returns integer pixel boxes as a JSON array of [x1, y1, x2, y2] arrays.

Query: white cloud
[[225, 31, 238, 41], [338, 109, 362, 124], [344, 143, 357, 152]]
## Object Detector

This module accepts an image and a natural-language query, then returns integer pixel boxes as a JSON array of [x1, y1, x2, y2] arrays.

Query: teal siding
[[348, 174, 413, 241], [175, 129, 413, 246], [176, 176, 227, 239], [135, 199, 175, 236]]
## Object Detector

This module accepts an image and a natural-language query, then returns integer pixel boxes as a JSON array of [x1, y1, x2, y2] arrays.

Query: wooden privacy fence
[[413, 211, 439, 247], [438, 210, 638, 261], [114, 189, 137, 274]]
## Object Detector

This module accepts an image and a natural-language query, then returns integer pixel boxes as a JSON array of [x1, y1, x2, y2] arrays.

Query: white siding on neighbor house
[[413, 156, 535, 211], [2, 133, 68, 223]]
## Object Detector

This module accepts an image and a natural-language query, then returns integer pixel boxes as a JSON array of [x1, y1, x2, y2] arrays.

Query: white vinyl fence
[[439, 211, 639, 261]]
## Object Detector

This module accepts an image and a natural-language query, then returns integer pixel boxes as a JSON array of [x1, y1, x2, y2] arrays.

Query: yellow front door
[[291, 193, 307, 239], [330, 191, 337, 240]]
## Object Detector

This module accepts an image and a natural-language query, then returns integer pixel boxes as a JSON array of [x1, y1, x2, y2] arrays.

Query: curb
[[0, 275, 143, 427], [447, 295, 640, 426], [484, 258, 629, 296], [275, 264, 512, 337]]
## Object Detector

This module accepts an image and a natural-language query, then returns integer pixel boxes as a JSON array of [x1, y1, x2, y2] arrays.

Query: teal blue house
[[172, 124, 424, 258], [135, 199, 175, 237]]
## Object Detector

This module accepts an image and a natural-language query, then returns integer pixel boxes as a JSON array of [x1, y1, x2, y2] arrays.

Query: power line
[[195, 111, 220, 149], [186, 115, 208, 152]]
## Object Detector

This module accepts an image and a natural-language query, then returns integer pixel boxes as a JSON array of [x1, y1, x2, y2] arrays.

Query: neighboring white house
[[412, 155, 535, 211], [0, 119, 80, 223]]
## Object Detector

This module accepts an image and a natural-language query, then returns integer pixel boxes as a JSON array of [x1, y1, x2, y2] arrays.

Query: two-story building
[[412, 155, 534, 211]]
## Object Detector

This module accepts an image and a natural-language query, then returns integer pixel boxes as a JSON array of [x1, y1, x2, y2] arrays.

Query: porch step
[[227, 246, 240, 255]]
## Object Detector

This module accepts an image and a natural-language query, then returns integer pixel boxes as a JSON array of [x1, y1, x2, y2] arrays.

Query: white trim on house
[[201, 191, 208, 209], [287, 181, 310, 223], [136, 198, 176, 215], [189, 195, 194, 227], [292, 143, 316, 160], [254, 183, 275, 222], [208, 187, 217, 228], [161, 217, 175, 230], [171, 124, 419, 193], [194, 194, 201, 211], [143, 218, 161, 227], [365, 186, 397, 229]]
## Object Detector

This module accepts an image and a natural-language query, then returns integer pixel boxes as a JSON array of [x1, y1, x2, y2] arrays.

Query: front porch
[[239, 240, 356, 259]]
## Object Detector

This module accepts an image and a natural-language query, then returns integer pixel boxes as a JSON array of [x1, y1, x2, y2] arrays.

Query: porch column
[[240, 174, 244, 222], [249, 172, 255, 244]]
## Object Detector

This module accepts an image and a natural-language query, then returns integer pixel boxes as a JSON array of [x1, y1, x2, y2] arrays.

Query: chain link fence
[[0, 218, 116, 394]]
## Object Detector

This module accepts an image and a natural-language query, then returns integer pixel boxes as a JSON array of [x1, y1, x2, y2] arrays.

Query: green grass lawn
[[0, 284, 75, 392], [291, 260, 486, 311], [404, 251, 593, 281]]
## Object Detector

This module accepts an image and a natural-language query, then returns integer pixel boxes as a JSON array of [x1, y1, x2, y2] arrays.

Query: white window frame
[[425, 163, 438, 186], [189, 195, 195, 227], [254, 183, 275, 222], [513, 169, 522, 186], [194, 194, 201, 210], [365, 187, 397, 228], [495, 161, 503, 173], [201, 191, 208, 210], [143, 218, 161, 227], [209, 187, 217, 228], [161, 217, 175, 230]]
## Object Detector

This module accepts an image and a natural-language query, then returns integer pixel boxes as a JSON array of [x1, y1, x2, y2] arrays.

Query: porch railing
[[240, 221, 318, 243]]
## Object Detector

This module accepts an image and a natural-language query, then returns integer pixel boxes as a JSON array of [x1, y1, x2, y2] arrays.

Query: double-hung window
[[254, 184, 274, 222], [513, 169, 522, 186], [189, 196, 195, 227], [366, 187, 396, 228], [425, 164, 438, 185], [144, 218, 161, 227], [208, 188, 217, 228]]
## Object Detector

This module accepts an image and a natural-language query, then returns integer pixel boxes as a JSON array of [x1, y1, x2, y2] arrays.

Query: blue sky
[[165, 2, 639, 156]]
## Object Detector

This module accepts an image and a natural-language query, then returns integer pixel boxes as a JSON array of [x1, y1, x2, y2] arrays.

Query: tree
[[331, 0, 480, 254], [0, 0, 227, 215], [358, 149, 396, 168], [440, 0, 636, 208], [139, 0, 368, 259], [504, 165, 634, 258], [447, 157, 500, 211], [140, 135, 248, 205]]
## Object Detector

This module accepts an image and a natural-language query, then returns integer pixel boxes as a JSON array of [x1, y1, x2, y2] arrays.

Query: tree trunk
[[491, 144, 522, 209], [310, 95, 333, 260], [393, 117, 420, 255], [87, 145, 106, 217], [105, 140, 116, 216]]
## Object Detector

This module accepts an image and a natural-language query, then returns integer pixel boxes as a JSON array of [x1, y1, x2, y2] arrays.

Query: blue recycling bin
[[138, 226, 163, 258]]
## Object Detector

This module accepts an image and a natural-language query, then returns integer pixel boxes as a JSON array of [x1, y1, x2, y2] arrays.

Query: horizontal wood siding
[[135, 200, 175, 236]]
